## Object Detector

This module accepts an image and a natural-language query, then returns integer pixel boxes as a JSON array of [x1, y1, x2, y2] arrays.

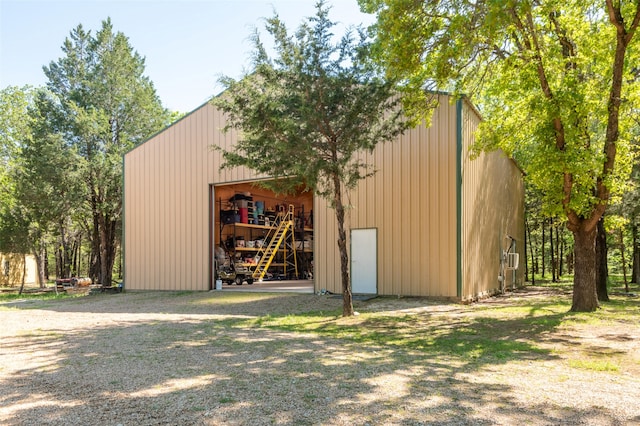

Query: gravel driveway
[[1, 289, 639, 425]]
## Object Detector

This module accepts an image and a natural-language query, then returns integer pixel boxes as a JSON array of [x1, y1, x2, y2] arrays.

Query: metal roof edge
[[123, 89, 227, 158]]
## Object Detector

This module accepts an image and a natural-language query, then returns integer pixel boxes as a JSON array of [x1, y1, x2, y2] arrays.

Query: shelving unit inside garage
[[214, 183, 314, 283]]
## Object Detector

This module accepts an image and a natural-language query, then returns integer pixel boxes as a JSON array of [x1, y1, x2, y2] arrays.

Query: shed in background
[[0, 253, 38, 287]]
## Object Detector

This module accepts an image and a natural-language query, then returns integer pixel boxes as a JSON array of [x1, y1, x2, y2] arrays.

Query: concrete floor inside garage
[[219, 279, 315, 293]]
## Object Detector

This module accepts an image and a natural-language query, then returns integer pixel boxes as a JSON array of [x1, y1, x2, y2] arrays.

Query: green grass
[[0, 289, 75, 303], [528, 274, 640, 294], [223, 308, 554, 364], [17, 329, 64, 339], [207, 283, 639, 368], [569, 359, 620, 372]]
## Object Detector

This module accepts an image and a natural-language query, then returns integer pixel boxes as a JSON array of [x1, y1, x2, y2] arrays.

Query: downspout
[[456, 98, 463, 299]]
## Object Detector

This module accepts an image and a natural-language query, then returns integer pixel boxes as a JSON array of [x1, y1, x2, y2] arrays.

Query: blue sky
[[0, 0, 375, 112]]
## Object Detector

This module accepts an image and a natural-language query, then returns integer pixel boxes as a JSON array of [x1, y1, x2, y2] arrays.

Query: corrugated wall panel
[[160, 126, 170, 289], [149, 132, 158, 290], [380, 139, 394, 294], [185, 120, 194, 289], [170, 126, 179, 290], [315, 94, 458, 297], [460, 101, 525, 300], [142, 139, 151, 290], [168, 122, 178, 290], [194, 111, 204, 287], [175, 123, 184, 290]]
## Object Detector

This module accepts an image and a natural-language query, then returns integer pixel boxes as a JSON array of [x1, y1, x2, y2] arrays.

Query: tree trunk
[[619, 228, 629, 293], [571, 226, 599, 312], [71, 237, 79, 277], [118, 245, 123, 279], [18, 254, 26, 296], [525, 218, 537, 285], [541, 221, 546, 278], [632, 223, 638, 284], [98, 214, 118, 287], [332, 173, 354, 317], [566, 252, 573, 275], [89, 213, 101, 283], [34, 240, 47, 289], [550, 219, 556, 282], [55, 246, 62, 279], [59, 224, 74, 278], [596, 216, 609, 301], [559, 227, 564, 277], [108, 219, 117, 282], [88, 184, 102, 282], [524, 218, 529, 282], [44, 245, 49, 280]]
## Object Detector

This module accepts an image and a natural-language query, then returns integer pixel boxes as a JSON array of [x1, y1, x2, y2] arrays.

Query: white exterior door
[[351, 228, 377, 294]]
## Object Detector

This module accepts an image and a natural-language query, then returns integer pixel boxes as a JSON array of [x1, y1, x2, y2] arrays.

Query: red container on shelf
[[239, 207, 249, 224]]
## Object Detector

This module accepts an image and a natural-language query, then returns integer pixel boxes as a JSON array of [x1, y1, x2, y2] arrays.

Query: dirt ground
[[0, 286, 639, 425]]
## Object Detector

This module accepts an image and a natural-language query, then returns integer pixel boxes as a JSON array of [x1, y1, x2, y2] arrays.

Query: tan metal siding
[[460, 101, 525, 300], [125, 103, 271, 291], [125, 95, 523, 298], [314, 94, 458, 297], [0, 253, 37, 286]]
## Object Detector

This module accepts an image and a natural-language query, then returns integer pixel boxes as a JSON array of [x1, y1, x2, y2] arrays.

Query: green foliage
[[0, 86, 32, 169], [619, 143, 640, 225], [0, 86, 37, 253], [362, 0, 640, 311], [1, 19, 172, 283], [213, 2, 407, 199], [38, 18, 171, 283], [362, 0, 639, 222]]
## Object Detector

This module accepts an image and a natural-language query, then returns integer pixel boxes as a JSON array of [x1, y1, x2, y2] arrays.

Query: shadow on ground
[[0, 289, 637, 425]]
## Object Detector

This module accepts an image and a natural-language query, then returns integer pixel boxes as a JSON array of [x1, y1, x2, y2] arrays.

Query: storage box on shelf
[[217, 197, 313, 280]]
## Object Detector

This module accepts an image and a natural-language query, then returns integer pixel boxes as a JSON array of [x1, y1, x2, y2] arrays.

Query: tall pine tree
[[41, 19, 170, 285]]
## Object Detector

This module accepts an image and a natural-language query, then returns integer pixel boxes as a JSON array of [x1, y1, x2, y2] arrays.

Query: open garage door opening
[[211, 181, 314, 290]]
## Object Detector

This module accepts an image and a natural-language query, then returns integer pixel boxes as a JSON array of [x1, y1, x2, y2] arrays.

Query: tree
[[0, 90, 33, 289], [361, 0, 640, 311], [21, 90, 85, 283], [596, 216, 610, 301], [0, 87, 30, 184], [0, 86, 85, 287], [609, 154, 640, 287], [213, 1, 408, 316], [0, 86, 45, 287], [41, 19, 170, 286], [623, 148, 640, 283]]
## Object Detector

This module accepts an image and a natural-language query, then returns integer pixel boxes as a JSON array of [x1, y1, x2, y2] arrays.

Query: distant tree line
[[524, 156, 640, 295]]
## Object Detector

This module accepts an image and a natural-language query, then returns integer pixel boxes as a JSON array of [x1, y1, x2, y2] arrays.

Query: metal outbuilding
[[123, 93, 524, 301], [0, 253, 38, 287]]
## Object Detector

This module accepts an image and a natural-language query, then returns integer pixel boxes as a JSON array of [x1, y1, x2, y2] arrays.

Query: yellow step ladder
[[252, 204, 298, 281]]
